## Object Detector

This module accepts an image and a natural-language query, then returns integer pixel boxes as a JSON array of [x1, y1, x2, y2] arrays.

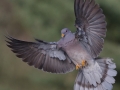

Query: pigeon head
[[61, 28, 71, 38]]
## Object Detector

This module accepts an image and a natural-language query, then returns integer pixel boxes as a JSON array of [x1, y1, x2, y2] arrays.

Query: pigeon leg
[[81, 60, 87, 67], [76, 64, 81, 70]]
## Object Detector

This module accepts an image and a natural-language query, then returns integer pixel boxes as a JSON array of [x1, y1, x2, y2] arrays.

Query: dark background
[[0, 0, 120, 90]]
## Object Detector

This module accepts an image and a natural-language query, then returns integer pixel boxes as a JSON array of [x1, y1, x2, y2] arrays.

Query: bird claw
[[81, 60, 87, 67], [76, 60, 87, 70], [76, 64, 81, 70]]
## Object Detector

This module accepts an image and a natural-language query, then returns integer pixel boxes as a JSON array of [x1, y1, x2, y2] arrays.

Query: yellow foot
[[81, 60, 87, 67], [76, 64, 81, 70]]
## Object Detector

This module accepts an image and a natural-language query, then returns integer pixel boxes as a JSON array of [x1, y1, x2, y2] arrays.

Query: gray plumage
[[74, 58, 117, 90], [6, 0, 117, 90]]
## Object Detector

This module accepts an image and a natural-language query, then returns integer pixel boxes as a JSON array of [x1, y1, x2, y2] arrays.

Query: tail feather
[[102, 80, 113, 90], [74, 58, 117, 90]]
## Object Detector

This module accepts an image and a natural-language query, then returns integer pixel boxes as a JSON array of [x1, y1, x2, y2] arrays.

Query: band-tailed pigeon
[[6, 0, 117, 90]]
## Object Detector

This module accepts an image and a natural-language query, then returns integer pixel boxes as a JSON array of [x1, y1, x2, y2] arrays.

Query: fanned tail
[[74, 58, 117, 90]]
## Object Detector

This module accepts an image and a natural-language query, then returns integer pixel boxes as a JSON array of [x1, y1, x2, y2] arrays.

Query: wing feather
[[6, 36, 75, 74], [74, 0, 107, 58]]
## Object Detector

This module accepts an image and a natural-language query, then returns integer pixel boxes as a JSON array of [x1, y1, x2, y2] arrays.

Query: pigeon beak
[[61, 34, 65, 37]]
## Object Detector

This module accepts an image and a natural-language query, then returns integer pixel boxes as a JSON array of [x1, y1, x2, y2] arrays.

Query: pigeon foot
[[81, 60, 87, 67], [76, 64, 81, 70]]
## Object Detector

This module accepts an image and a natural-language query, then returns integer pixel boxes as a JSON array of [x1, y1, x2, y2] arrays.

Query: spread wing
[[6, 36, 75, 74], [74, 0, 107, 58]]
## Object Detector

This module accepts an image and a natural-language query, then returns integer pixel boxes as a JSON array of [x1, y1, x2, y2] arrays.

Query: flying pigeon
[[6, 0, 117, 90]]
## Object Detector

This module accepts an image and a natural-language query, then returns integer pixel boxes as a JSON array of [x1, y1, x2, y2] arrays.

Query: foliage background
[[0, 0, 120, 90]]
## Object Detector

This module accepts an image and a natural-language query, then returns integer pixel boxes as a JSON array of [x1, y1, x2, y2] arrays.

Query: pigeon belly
[[65, 42, 92, 65]]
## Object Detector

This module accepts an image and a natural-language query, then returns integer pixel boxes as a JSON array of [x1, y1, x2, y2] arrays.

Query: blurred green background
[[0, 0, 120, 90]]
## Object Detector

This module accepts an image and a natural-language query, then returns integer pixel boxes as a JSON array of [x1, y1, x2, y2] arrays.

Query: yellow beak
[[61, 34, 65, 37]]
